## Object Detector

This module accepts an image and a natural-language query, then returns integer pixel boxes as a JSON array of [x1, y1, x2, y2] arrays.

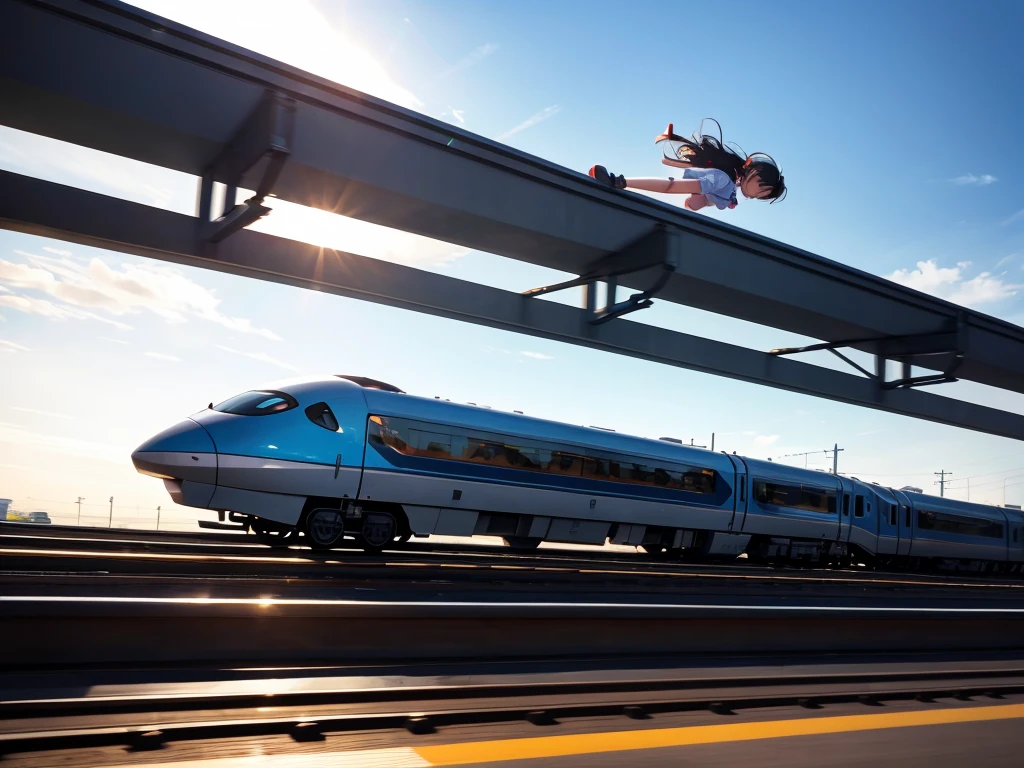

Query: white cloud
[[497, 105, 561, 141], [130, 0, 421, 110], [0, 292, 130, 329], [216, 345, 298, 372], [439, 43, 499, 78], [0, 340, 30, 353], [43, 247, 73, 257], [10, 406, 74, 420], [520, 351, 554, 360], [885, 259, 1021, 307], [754, 434, 780, 446], [1004, 209, 1024, 227], [101, 337, 130, 345], [0, 253, 278, 338], [145, 352, 181, 362], [995, 254, 1016, 270], [952, 173, 998, 186], [450, 108, 466, 124]]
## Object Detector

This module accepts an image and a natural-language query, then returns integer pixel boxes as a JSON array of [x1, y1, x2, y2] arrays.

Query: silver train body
[[132, 375, 1024, 570]]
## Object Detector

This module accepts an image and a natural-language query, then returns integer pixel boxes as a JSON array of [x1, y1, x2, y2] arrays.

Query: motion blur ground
[[5, 523, 1024, 766]]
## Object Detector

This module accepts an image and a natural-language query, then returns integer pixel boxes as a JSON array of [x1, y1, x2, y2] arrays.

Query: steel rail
[[2, 671, 1023, 755]]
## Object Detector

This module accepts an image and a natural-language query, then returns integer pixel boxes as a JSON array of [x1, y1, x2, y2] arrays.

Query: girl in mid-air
[[589, 118, 786, 211]]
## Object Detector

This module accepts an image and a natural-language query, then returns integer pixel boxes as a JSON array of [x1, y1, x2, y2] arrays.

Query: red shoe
[[654, 122, 686, 144], [589, 165, 626, 189]]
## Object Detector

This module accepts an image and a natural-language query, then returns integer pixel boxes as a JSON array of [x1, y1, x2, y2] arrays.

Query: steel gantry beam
[[1, 0, 1023, 437], [3, 170, 1023, 441]]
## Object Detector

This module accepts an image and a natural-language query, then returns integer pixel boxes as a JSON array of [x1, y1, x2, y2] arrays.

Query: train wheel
[[250, 519, 296, 548], [358, 511, 397, 553], [305, 507, 346, 550], [502, 536, 542, 552]]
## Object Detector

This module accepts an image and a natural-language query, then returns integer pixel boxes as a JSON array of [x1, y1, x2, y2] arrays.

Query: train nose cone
[[131, 418, 217, 485]]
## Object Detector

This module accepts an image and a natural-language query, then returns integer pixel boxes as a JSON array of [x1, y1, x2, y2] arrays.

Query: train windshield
[[212, 390, 298, 416]]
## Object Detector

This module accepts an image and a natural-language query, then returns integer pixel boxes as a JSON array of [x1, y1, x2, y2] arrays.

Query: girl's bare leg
[[685, 194, 709, 211], [624, 177, 703, 195]]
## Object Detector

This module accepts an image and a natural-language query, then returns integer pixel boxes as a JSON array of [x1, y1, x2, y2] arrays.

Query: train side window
[[889, 504, 897, 526], [305, 402, 339, 432], [754, 480, 836, 514], [854, 496, 864, 518], [368, 414, 718, 494], [904, 506, 911, 527], [918, 509, 1004, 539], [843, 495, 850, 516]]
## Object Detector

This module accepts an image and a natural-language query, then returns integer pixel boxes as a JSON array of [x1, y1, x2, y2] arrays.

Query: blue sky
[[1, 0, 1023, 527]]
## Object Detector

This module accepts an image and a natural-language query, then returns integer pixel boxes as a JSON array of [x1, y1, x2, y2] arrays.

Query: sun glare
[[251, 197, 468, 270], [125, 2, 470, 270], [128, 0, 421, 110]]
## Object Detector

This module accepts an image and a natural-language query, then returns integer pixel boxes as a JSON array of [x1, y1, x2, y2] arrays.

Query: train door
[[875, 487, 900, 555], [893, 489, 913, 557], [837, 477, 854, 544], [848, 485, 878, 556], [726, 454, 749, 533]]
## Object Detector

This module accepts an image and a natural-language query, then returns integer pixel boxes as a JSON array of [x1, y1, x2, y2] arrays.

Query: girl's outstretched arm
[[625, 178, 703, 195]]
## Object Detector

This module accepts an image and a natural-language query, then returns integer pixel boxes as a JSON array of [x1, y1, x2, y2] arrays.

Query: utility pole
[[826, 443, 845, 475], [156, 505, 161, 531], [108, 496, 114, 527], [76, 496, 85, 525], [935, 470, 952, 498]]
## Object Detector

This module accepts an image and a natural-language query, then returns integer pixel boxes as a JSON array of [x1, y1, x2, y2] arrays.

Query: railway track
[[3, 522, 1022, 603], [6, 523, 1024, 765], [4, 652, 1024, 765]]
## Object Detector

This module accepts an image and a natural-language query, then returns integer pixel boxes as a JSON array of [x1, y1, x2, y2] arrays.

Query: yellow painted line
[[107, 703, 1024, 768], [414, 702, 1024, 765], [125, 747, 430, 767]]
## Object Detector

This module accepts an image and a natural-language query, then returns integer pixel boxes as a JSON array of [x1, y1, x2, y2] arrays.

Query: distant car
[[8, 510, 52, 524], [26, 511, 51, 524]]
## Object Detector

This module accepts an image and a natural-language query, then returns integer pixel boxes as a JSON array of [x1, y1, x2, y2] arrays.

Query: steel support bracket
[[197, 90, 296, 243], [522, 225, 680, 325], [769, 315, 968, 391], [197, 510, 249, 531]]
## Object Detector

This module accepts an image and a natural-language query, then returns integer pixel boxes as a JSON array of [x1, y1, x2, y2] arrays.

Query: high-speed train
[[132, 375, 1024, 572]]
